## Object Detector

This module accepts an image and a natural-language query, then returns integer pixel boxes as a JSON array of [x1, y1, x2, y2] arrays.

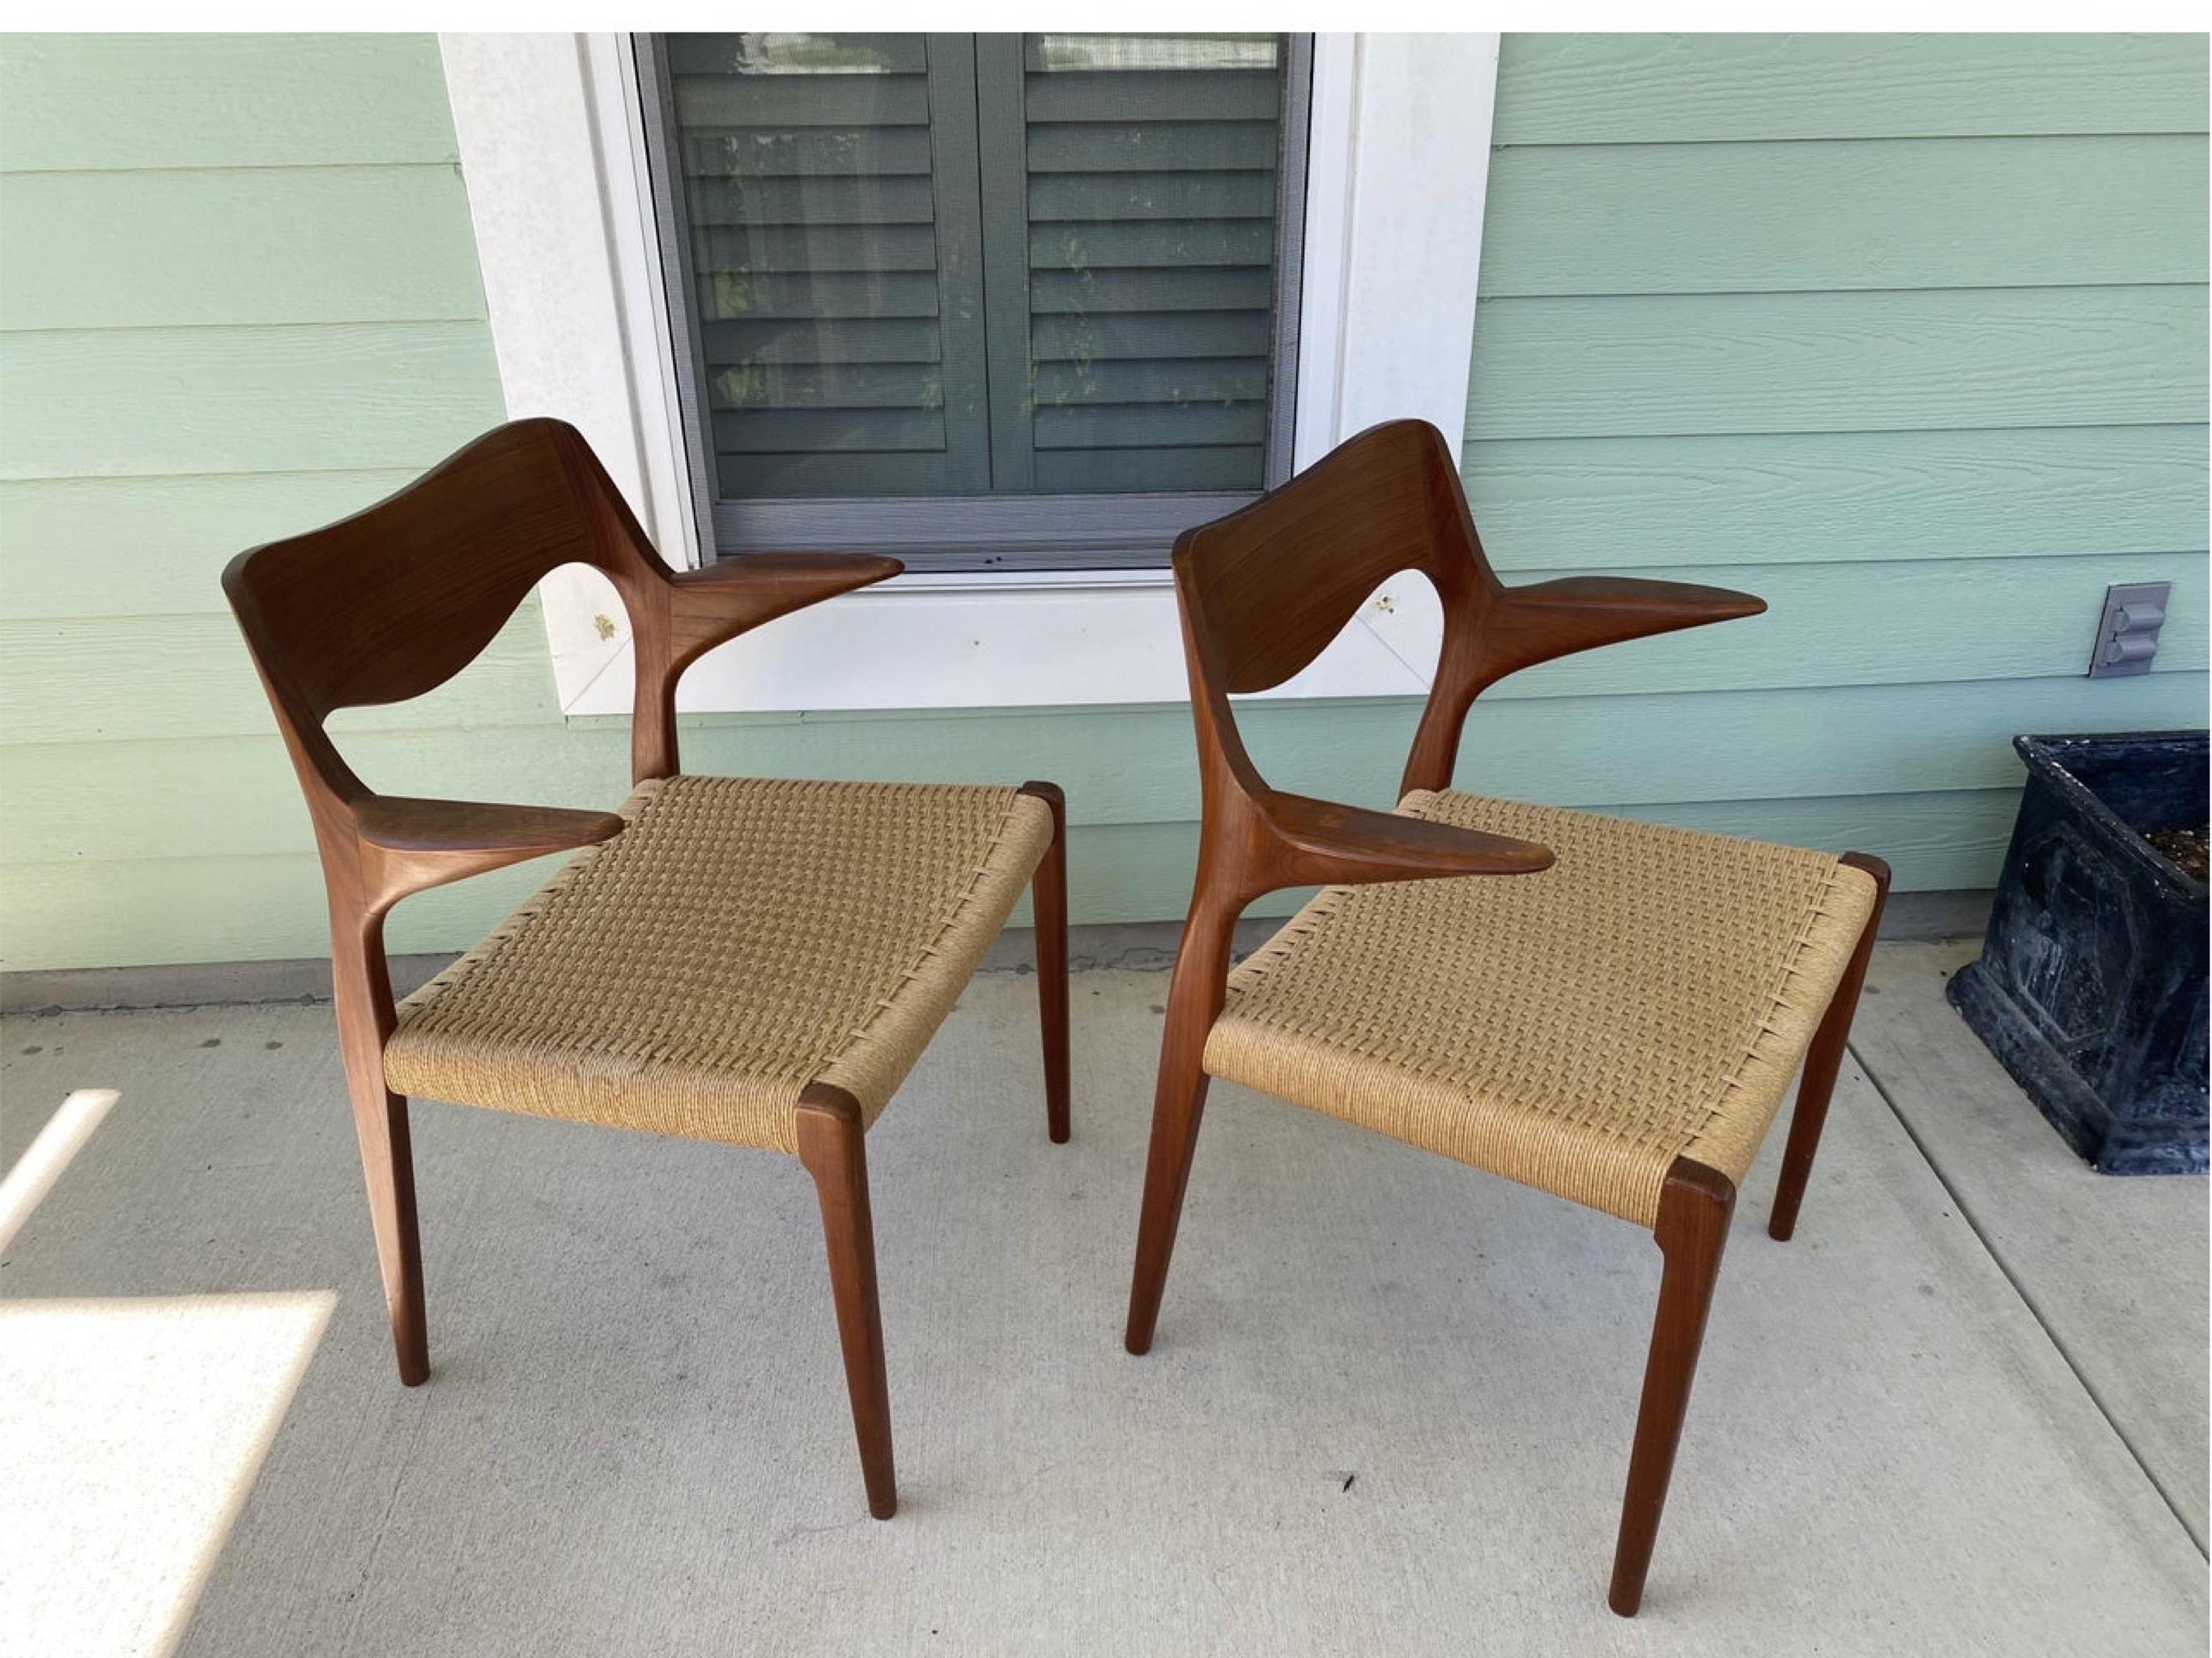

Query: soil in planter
[[2145, 825, 2209, 882]]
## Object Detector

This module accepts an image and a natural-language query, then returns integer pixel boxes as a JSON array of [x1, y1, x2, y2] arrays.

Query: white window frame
[[440, 32, 1499, 716]]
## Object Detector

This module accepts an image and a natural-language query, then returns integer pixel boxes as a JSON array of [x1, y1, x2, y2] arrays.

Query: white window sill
[[556, 565, 1444, 716]]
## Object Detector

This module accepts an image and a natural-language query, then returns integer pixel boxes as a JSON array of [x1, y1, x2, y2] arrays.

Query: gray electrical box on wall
[[2087, 581, 2172, 678]]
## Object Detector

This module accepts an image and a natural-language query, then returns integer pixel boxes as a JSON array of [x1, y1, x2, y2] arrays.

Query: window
[[637, 32, 1311, 572]]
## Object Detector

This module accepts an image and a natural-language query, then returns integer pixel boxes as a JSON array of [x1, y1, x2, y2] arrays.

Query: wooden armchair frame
[[1123, 419, 1889, 1613], [223, 419, 1070, 1518]]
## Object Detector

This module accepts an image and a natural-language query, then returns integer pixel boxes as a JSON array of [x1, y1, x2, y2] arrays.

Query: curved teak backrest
[[1170, 416, 1767, 807], [223, 418, 902, 806], [223, 414, 901, 920], [1171, 419, 1515, 806], [223, 420, 651, 743], [1172, 419, 1489, 699]]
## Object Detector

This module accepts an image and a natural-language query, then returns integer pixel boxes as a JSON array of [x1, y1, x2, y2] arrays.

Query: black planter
[[1947, 729, 2208, 1174]]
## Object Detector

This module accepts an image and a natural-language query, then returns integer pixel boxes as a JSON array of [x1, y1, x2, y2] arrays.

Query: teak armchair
[[223, 418, 1070, 1520], [1125, 419, 1889, 1614]]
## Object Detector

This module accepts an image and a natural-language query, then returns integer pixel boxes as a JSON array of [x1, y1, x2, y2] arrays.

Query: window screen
[[641, 32, 1309, 568], [664, 33, 991, 500], [1015, 34, 1285, 494]]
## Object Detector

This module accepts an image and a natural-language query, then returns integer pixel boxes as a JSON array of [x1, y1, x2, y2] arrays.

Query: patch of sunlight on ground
[[0, 1294, 336, 1658], [0, 1089, 119, 1254], [0, 1090, 335, 1658]]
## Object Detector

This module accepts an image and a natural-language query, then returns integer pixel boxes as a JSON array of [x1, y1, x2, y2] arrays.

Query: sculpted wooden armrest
[[1405, 576, 1766, 795], [630, 551, 904, 780], [661, 553, 904, 670], [1250, 789, 1554, 895], [351, 795, 625, 912], [1482, 576, 1765, 679]]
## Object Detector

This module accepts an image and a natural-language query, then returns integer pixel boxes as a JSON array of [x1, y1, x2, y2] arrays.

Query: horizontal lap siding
[[1466, 287, 2206, 439], [0, 35, 464, 169], [9, 550, 2205, 745], [0, 168, 491, 329], [1482, 34, 2210, 144], [1461, 32, 2210, 891], [6, 34, 2207, 973], [9, 673, 2201, 869], [1480, 136, 2209, 296], [0, 35, 517, 970], [2, 325, 504, 478]]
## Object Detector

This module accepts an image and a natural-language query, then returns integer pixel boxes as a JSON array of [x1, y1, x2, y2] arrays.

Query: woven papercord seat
[[385, 774, 1054, 1153], [1206, 789, 1880, 1229]]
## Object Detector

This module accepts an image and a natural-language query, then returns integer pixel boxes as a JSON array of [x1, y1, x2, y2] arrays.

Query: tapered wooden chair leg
[[1125, 1056, 1211, 1356], [1021, 782, 1072, 1144], [796, 1082, 896, 1520], [1125, 908, 1236, 1356], [1769, 851, 1891, 1242], [1610, 1158, 1735, 1618], [331, 932, 428, 1386], [344, 1080, 429, 1386]]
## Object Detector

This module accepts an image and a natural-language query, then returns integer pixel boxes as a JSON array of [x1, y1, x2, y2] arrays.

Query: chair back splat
[[1170, 417, 1767, 805], [222, 417, 898, 797]]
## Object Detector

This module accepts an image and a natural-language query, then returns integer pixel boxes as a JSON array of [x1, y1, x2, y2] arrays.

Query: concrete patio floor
[[2, 938, 2205, 1656]]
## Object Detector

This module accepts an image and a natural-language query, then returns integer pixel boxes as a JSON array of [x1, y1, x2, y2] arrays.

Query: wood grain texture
[[219, 420, 946, 1489], [1487, 551, 2207, 698], [221, 419, 898, 770], [1465, 286, 2208, 440], [795, 1083, 898, 1520], [0, 34, 460, 170], [1608, 1158, 1736, 1617], [1125, 446, 1506, 1352], [1461, 425, 2208, 571], [215, 419, 1068, 1524], [1022, 780, 1073, 1144], [1769, 852, 1891, 1244], [1, 323, 505, 479], [1491, 33, 2211, 145], [1480, 136, 2209, 298], [215, 431, 700, 1388], [9, 672, 2209, 869], [0, 168, 489, 330]]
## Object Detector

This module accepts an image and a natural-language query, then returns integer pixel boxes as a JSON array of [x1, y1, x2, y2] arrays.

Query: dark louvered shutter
[[668, 33, 991, 498], [655, 32, 1292, 508], [996, 34, 1285, 493]]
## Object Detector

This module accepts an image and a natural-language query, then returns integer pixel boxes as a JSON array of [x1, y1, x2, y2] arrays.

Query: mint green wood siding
[[1463, 32, 2209, 883], [0, 34, 518, 970], [2, 33, 2206, 973]]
